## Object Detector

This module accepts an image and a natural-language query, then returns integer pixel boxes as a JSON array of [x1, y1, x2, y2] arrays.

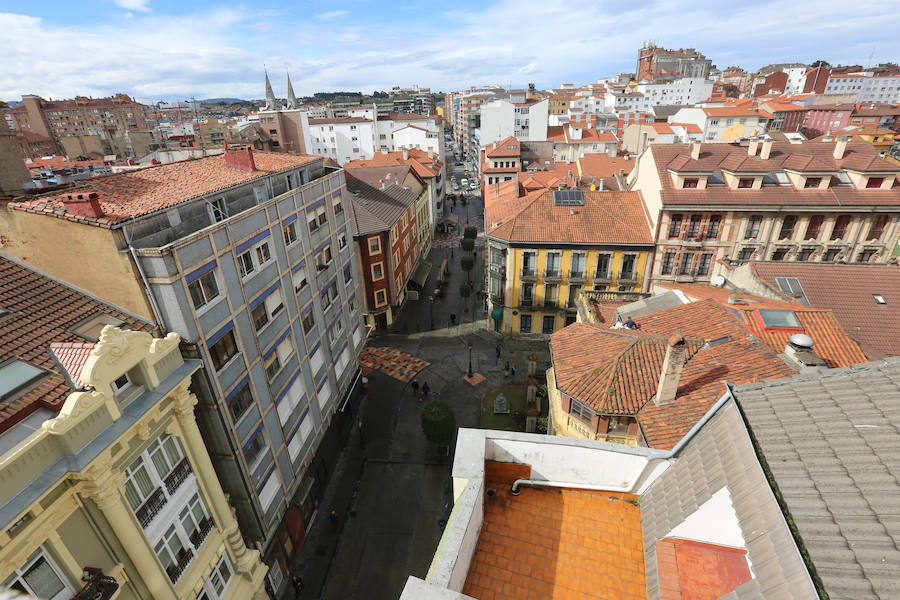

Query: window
[[804, 177, 821, 189], [831, 215, 851, 240], [308, 207, 327, 232], [321, 282, 338, 311], [737, 178, 754, 188], [302, 310, 316, 334], [209, 198, 228, 222], [797, 249, 813, 262], [368, 236, 381, 254], [371, 262, 384, 281], [244, 432, 266, 468], [595, 253, 611, 278], [874, 294, 887, 305], [315, 246, 333, 271], [209, 331, 238, 371], [868, 215, 888, 240], [338, 233, 347, 250], [4, 548, 73, 600], [522, 252, 536, 276], [197, 554, 233, 600], [0, 359, 49, 402], [188, 270, 220, 310], [374, 289, 387, 306], [686, 215, 702, 237], [228, 384, 254, 423], [545, 252, 561, 277], [805, 215, 824, 240], [620, 254, 637, 279], [779, 215, 797, 240], [519, 314, 533, 333], [678, 253, 694, 275], [772, 249, 787, 261], [542, 315, 555, 334], [570, 253, 586, 277], [822, 249, 839, 262], [258, 473, 280, 511], [707, 215, 721, 238], [744, 215, 762, 239], [237, 250, 255, 277], [282, 221, 298, 246], [309, 346, 325, 374], [256, 242, 271, 265], [292, 266, 309, 293], [661, 252, 675, 275], [334, 199, 344, 215], [237, 241, 272, 278], [866, 177, 884, 188], [288, 414, 313, 461], [857, 250, 876, 263], [757, 309, 802, 329], [112, 373, 132, 394], [570, 399, 592, 424], [521, 283, 534, 306], [697, 253, 712, 275], [343, 265, 353, 285], [668, 214, 683, 238]]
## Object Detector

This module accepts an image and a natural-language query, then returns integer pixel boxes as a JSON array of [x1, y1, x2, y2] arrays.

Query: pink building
[[802, 104, 854, 138]]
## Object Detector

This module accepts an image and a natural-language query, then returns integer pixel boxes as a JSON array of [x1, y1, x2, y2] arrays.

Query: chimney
[[402, 149, 409, 160], [599, 178, 604, 191], [61, 192, 104, 218], [783, 333, 827, 371], [748, 137, 759, 156], [833, 135, 849, 160], [760, 138, 773, 160], [224, 143, 256, 171], [690, 142, 701, 160], [654, 334, 687, 406]]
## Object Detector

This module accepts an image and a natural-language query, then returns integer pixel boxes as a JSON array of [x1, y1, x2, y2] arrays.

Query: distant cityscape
[[1, 40, 899, 600]]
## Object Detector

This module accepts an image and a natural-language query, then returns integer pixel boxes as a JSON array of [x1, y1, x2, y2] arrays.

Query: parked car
[[461, 178, 468, 186]]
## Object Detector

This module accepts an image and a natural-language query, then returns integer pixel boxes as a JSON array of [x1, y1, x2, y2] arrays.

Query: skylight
[[757, 309, 802, 329], [0, 359, 49, 403], [773, 171, 791, 185], [874, 294, 887, 305]]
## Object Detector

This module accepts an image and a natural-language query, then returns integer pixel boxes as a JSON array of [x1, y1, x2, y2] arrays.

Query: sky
[[2, 0, 899, 102]]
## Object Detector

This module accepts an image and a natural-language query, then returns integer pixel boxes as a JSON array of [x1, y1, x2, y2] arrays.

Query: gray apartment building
[[1, 145, 365, 596]]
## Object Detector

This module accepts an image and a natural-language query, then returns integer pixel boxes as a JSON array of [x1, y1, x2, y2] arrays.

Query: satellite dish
[[748, 128, 758, 137], [710, 274, 726, 287], [723, 123, 746, 142]]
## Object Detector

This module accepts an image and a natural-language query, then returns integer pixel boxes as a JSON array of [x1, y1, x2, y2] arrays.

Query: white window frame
[[309, 347, 325, 374], [282, 221, 299, 246], [196, 553, 234, 600], [259, 473, 281, 511], [187, 269, 220, 310], [2, 547, 74, 600], [208, 197, 228, 222], [292, 266, 309, 293], [317, 380, 332, 409], [277, 375, 306, 425]]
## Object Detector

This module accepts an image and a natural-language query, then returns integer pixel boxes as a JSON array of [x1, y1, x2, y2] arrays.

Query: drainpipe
[[510, 386, 735, 495], [122, 225, 167, 334]]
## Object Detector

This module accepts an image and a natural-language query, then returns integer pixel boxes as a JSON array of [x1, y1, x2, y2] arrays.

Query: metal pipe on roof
[[123, 225, 166, 335]]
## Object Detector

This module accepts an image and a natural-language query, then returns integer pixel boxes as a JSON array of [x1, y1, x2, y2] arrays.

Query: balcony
[[136, 488, 167, 528], [542, 300, 559, 309], [190, 516, 215, 548], [166, 548, 195, 584], [543, 269, 561, 282], [618, 273, 637, 284], [71, 568, 119, 600], [568, 270, 586, 282], [594, 272, 611, 283], [163, 458, 192, 495], [520, 268, 537, 281], [490, 292, 505, 304], [519, 298, 534, 308]]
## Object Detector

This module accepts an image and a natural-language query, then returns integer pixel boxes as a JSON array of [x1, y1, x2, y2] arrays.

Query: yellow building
[[485, 183, 654, 335], [0, 258, 266, 600]]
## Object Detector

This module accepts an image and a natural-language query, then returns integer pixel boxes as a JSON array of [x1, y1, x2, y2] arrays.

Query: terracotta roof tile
[[10, 151, 320, 225], [344, 177, 417, 235], [656, 538, 752, 599], [49, 342, 95, 389], [485, 136, 521, 158], [0, 257, 151, 433]]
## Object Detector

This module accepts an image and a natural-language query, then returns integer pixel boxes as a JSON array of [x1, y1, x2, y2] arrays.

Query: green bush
[[459, 283, 472, 297], [536, 417, 549, 434], [460, 255, 474, 275], [461, 238, 475, 253], [464, 226, 478, 239], [421, 402, 456, 446]]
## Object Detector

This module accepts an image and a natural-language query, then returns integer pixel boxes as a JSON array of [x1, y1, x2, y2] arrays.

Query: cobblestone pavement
[[284, 198, 550, 600]]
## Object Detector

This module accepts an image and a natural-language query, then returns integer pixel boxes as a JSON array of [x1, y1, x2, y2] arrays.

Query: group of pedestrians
[[411, 379, 430, 402]]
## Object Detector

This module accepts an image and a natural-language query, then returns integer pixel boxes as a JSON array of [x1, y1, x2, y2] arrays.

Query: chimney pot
[[224, 143, 256, 171], [61, 190, 104, 218]]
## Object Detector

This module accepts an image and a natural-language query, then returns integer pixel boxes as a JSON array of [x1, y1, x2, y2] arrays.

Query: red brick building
[[802, 104, 855, 138], [345, 172, 424, 330]]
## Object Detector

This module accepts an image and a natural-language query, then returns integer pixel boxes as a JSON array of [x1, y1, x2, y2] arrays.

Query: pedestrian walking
[[329, 510, 339, 533], [495, 343, 501, 361], [291, 575, 304, 598], [422, 381, 430, 397], [411, 379, 419, 395], [510, 365, 516, 381], [357, 416, 365, 449], [504, 361, 510, 377]]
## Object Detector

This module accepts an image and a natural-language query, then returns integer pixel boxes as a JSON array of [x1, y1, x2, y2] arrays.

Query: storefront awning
[[410, 259, 432, 288]]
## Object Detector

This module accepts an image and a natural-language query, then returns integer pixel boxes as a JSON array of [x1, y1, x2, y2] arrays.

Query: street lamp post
[[429, 295, 434, 330], [467, 344, 473, 378]]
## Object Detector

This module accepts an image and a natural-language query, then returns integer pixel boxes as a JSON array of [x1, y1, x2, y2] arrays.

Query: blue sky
[[2, 0, 899, 102]]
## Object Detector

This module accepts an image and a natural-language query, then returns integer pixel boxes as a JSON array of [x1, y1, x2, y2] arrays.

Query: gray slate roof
[[641, 400, 817, 599], [345, 177, 417, 236], [732, 359, 900, 600]]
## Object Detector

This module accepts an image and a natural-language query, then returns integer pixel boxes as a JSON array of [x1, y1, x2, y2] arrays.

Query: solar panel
[[552, 190, 585, 206], [774, 277, 810, 305]]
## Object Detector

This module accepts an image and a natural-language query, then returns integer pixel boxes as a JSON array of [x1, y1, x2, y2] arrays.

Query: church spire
[[286, 71, 298, 109], [264, 68, 277, 111]]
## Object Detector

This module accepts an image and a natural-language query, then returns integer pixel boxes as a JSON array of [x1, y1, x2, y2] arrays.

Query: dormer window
[[683, 178, 698, 189], [757, 309, 802, 330], [112, 373, 132, 394], [804, 177, 821, 189], [866, 177, 884, 189], [737, 178, 754, 188]]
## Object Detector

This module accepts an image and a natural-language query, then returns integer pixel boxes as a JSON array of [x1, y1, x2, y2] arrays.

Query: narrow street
[[286, 176, 549, 600]]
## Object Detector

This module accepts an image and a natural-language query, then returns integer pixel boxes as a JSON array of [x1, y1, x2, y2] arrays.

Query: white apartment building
[[478, 98, 549, 146], [634, 78, 714, 107], [669, 107, 770, 142], [824, 72, 900, 104]]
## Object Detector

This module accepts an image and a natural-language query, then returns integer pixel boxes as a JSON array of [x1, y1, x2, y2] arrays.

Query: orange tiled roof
[[463, 461, 646, 600], [485, 136, 521, 158], [576, 153, 633, 179], [670, 122, 702, 134], [486, 189, 653, 245], [547, 126, 618, 143], [701, 107, 765, 117], [10, 151, 319, 226], [656, 538, 752, 599], [0, 257, 151, 433]]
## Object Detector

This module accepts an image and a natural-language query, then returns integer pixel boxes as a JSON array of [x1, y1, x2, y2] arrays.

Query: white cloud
[[1, 1, 898, 101], [315, 10, 349, 20], [114, 0, 151, 12]]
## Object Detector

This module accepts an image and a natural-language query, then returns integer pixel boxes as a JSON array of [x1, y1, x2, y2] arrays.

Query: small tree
[[460, 255, 474, 282], [810, 59, 831, 69], [421, 402, 457, 447], [464, 226, 478, 239], [461, 238, 475, 253], [459, 195, 468, 206]]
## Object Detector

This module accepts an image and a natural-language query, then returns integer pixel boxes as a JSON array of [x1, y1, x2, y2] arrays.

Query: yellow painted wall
[[504, 247, 650, 334], [0, 207, 155, 321]]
